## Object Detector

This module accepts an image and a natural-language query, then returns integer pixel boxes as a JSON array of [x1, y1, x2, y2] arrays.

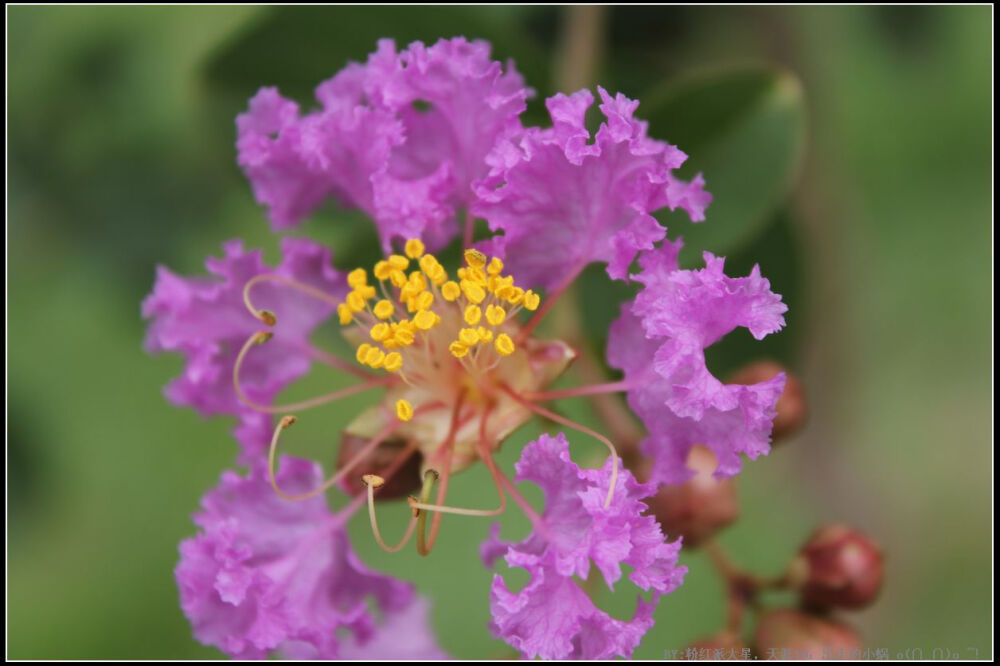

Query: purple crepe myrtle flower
[[473, 87, 711, 292], [237, 37, 532, 252], [176, 457, 444, 659], [608, 242, 788, 484], [483, 433, 686, 659], [147, 36, 789, 660]]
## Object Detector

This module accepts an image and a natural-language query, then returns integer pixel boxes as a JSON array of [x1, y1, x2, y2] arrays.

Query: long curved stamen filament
[[233, 331, 396, 413], [267, 402, 444, 502], [523, 380, 634, 402], [416, 392, 469, 556], [242, 273, 343, 324], [502, 384, 619, 509], [364, 475, 419, 553]]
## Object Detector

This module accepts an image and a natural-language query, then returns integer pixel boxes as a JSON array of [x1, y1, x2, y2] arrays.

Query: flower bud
[[794, 525, 884, 610], [336, 432, 422, 500], [680, 632, 750, 660], [726, 360, 807, 441], [754, 608, 863, 660], [644, 446, 739, 547]]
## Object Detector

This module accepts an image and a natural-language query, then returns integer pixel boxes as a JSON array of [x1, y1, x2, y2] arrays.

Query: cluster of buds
[[644, 360, 807, 547], [644, 361, 884, 660]]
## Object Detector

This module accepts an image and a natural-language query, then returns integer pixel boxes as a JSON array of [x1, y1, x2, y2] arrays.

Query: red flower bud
[[644, 446, 739, 547], [726, 360, 807, 441], [795, 524, 884, 610], [336, 432, 422, 500], [754, 608, 863, 660]]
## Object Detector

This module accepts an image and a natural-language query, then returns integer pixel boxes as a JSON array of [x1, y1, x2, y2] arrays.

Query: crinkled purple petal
[[489, 550, 658, 660], [473, 87, 710, 290], [176, 458, 442, 659], [142, 238, 345, 462], [608, 247, 788, 483], [484, 433, 685, 659], [237, 38, 532, 253]]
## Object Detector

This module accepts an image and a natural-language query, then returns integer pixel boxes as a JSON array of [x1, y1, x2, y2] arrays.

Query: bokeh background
[[8, 5, 991, 659]]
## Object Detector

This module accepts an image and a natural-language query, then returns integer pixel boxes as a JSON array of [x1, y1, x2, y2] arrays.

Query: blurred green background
[[7, 5, 991, 660]]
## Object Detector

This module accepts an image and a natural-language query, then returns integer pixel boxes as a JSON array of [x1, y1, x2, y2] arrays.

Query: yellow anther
[[346, 291, 367, 312], [506, 287, 525, 306], [363, 474, 386, 488], [383, 352, 403, 373], [449, 341, 470, 358], [355, 343, 372, 364], [413, 309, 440, 331], [487, 256, 504, 275], [408, 271, 427, 291], [374, 260, 393, 281], [253, 331, 273, 345], [347, 268, 368, 288], [457, 267, 468, 280], [383, 338, 400, 350], [441, 281, 461, 301], [466, 266, 487, 285], [389, 269, 408, 288], [461, 279, 486, 304], [491, 275, 514, 294], [357, 284, 377, 300], [464, 305, 482, 326], [477, 326, 493, 343], [464, 248, 487, 268], [414, 291, 434, 311], [494, 333, 515, 356], [396, 399, 413, 422], [459, 327, 480, 346], [337, 303, 353, 325], [418, 254, 439, 273], [405, 239, 425, 259], [392, 324, 416, 346], [388, 254, 410, 271], [523, 290, 541, 311], [427, 264, 447, 285], [370, 323, 391, 342], [365, 347, 386, 368], [373, 299, 395, 320], [485, 304, 506, 326]]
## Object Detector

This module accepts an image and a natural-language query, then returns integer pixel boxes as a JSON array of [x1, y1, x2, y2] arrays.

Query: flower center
[[338, 240, 541, 390], [332, 240, 573, 473]]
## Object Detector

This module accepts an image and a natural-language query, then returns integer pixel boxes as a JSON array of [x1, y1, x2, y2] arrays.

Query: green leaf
[[642, 66, 805, 263]]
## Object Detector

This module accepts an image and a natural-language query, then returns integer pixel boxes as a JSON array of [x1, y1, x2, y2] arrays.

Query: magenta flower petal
[[142, 239, 345, 462], [176, 458, 442, 659], [489, 553, 657, 660], [472, 87, 710, 290], [237, 38, 531, 252], [485, 433, 685, 659], [608, 247, 788, 483]]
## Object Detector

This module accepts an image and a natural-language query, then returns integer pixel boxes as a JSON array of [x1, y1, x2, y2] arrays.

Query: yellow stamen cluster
[[336, 240, 542, 375]]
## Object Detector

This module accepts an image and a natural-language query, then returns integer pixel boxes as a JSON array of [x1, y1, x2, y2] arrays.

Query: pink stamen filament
[[515, 265, 583, 343], [302, 342, 377, 381], [502, 384, 619, 509], [233, 331, 397, 414], [523, 380, 634, 402], [462, 210, 475, 249]]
